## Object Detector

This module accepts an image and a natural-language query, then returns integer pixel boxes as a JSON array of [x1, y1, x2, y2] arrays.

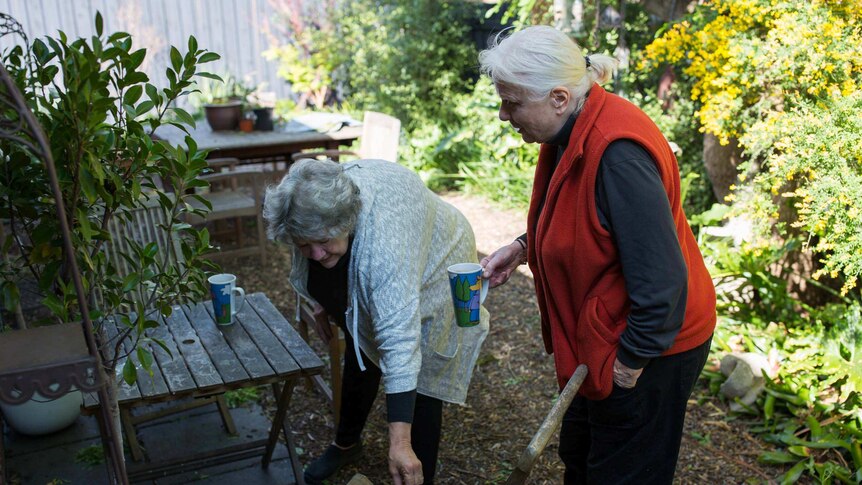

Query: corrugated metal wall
[[0, 0, 292, 100]]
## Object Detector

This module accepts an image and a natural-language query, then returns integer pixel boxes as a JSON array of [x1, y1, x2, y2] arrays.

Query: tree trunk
[[702, 133, 743, 204], [554, 0, 572, 33], [641, 0, 696, 21], [106, 371, 127, 483], [572, 0, 586, 36], [613, 0, 629, 95]]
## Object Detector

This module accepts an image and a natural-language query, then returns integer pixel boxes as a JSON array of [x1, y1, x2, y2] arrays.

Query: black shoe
[[303, 442, 364, 484]]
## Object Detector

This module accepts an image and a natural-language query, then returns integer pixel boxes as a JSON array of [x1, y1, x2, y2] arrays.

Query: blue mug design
[[208, 273, 246, 325], [447, 263, 488, 327]]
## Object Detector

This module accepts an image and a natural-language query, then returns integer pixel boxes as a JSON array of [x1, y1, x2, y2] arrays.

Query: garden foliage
[[263, 0, 337, 110], [644, 0, 862, 293], [708, 312, 862, 484], [651, 3, 862, 479], [0, 13, 219, 383]]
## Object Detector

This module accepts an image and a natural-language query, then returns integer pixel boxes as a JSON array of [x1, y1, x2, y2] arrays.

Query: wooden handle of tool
[[506, 364, 588, 485]]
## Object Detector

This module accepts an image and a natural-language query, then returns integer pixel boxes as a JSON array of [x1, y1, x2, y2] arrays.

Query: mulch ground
[[220, 192, 791, 484]]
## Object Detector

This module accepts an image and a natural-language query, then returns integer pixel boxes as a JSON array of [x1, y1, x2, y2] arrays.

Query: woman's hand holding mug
[[480, 240, 526, 288]]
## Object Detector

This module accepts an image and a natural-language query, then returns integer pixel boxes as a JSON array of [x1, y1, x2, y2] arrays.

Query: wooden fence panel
[[0, 0, 292, 101]]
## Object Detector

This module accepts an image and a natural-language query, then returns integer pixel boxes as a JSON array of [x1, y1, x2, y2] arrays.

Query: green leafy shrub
[[401, 77, 538, 206], [710, 311, 862, 484], [263, 1, 337, 110], [328, 0, 481, 133], [705, 237, 813, 328], [0, 13, 218, 383], [740, 92, 862, 296], [187, 72, 255, 115]]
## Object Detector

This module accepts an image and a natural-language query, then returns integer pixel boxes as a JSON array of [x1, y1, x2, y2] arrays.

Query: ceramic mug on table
[[208, 273, 246, 325], [447, 262, 489, 327]]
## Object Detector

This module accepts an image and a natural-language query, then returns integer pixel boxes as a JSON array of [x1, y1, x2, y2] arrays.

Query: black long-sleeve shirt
[[524, 115, 688, 369], [595, 140, 688, 369]]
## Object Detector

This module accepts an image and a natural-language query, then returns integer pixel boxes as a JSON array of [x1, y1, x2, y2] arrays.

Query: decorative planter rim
[[204, 101, 243, 108]]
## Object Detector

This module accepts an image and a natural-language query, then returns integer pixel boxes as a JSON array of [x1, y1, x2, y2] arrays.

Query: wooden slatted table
[[154, 122, 362, 163], [84, 292, 323, 483]]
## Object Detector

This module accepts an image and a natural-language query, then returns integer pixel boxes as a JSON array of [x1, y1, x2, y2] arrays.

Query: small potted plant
[[204, 98, 243, 131], [247, 90, 275, 131], [199, 74, 253, 131]]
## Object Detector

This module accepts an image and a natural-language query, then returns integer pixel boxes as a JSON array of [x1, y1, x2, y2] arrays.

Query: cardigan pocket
[[422, 314, 460, 359], [576, 297, 627, 400]]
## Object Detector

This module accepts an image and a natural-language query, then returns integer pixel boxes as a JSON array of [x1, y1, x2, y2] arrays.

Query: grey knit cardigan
[[288, 159, 489, 404]]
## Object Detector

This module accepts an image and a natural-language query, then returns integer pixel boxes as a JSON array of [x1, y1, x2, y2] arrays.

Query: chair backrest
[[357, 111, 401, 163], [98, 198, 186, 310], [104, 198, 184, 276]]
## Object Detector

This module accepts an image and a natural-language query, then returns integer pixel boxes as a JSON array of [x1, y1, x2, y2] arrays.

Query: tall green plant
[[404, 77, 537, 206], [0, 12, 219, 384], [740, 93, 862, 296]]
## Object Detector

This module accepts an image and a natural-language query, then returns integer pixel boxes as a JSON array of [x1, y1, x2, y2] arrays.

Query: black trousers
[[559, 336, 712, 484], [334, 331, 443, 483]]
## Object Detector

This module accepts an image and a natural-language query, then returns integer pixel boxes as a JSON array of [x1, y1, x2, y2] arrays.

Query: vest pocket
[[576, 297, 627, 399]]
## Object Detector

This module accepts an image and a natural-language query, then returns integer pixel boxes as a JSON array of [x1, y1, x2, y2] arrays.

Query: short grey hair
[[263, 158, 361, 244], [478, 26, 618, 110]]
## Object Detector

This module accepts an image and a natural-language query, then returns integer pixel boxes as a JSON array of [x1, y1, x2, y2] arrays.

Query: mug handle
[[479, 277, 489, 305], [232, 287, 246, 315]]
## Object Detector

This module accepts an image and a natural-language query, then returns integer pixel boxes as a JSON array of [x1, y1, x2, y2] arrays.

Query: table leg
[[264, 380, 303, 484], [120, 407, 145, 462], [215, 394, 238, 435], [94, 401, 130, 484]]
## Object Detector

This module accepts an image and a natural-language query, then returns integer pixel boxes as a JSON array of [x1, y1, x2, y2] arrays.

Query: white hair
[[263, 158, 361, 244], [479, 26, 618, 109]]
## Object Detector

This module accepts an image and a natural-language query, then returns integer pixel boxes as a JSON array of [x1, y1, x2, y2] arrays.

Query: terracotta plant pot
[[204, 101, 243, 131], [239, 118, 254, 133]]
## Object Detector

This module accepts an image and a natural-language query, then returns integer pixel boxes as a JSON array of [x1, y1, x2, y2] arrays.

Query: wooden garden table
[[154, 118, 362, 163], [83, 292, 323, 483]]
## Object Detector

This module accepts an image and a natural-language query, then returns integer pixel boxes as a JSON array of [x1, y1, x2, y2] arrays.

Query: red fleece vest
[[527, 84, 716, 400]]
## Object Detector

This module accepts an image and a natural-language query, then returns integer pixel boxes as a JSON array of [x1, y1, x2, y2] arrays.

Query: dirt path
[[224, 192, 785, 484]]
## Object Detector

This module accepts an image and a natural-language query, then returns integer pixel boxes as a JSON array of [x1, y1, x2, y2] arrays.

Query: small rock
[[719, 352, 776, 410]]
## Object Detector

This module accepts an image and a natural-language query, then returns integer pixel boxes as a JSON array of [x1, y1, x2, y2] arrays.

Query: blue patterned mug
[[447, 263, 488, 327], [208, 273, 246, 325]]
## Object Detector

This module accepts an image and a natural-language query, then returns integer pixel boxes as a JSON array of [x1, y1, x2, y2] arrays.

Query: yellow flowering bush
[[644, 0, 862, 144], [741, 93, 862, 294], [645, 0, 862, 291]]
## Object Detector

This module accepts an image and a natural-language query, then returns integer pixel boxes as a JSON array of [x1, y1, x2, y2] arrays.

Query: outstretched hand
[[480, 241, 526, 288]]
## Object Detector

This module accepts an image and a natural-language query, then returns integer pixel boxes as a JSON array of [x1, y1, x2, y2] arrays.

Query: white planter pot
[[0, 386, 82, 436]]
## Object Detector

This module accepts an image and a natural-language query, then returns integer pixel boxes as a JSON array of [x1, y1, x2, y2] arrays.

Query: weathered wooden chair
[[294, 298, 345, 421], [184, 157, 268, 266]]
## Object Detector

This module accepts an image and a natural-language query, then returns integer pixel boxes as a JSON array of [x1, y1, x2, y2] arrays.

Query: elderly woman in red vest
[[478, 26, 716, 484]]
